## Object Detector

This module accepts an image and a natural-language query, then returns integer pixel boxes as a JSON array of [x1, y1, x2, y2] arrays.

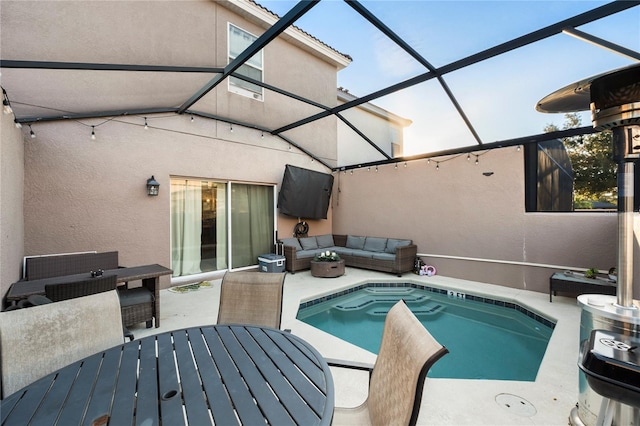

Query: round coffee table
[[310, 259, 345, 278]]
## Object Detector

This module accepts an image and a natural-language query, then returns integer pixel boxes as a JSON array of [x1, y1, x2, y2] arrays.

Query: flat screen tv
[[277, 165, 334, 220]]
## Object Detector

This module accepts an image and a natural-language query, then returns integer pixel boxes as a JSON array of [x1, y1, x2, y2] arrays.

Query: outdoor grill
[[579, 329, 640, 411], [538, 63, 640, 426]]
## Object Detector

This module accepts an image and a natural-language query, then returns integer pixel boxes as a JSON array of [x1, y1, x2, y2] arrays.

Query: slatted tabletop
[[0, 325, 334, 425]]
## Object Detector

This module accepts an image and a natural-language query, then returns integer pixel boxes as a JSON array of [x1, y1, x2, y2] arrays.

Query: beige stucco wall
[[2, 0, 338, 294], [332, 146, 639, 298], [0, 112, 25, 296], [21, 115, 333, 290]]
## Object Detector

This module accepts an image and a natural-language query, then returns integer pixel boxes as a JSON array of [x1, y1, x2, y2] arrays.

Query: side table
[[311, 260, 345, 278], [549, 272, 616, 302]]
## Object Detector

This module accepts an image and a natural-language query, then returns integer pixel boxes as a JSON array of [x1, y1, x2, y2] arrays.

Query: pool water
[[297, 286, 554, 381]]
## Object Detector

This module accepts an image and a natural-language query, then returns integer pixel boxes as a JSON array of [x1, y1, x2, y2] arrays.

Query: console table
[[549, 272, 616, 302]]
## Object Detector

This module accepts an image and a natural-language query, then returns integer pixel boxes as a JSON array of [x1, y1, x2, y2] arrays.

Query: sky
[[257, 0, 639, 156]]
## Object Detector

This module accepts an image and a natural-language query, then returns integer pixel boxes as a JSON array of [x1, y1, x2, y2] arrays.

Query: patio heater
[[537, 63, 640, 426]]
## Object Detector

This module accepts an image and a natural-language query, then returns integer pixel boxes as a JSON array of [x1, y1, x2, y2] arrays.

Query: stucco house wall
[[0, 113, 25, 297], [1, 0, 340, 292], [331, 146, 638, 298]]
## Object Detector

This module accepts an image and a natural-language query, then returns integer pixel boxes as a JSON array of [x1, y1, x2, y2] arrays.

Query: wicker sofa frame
[[283, 234, 417, 276]]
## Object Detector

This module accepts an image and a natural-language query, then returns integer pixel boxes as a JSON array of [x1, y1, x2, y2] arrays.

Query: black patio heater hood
[[537, 63, 640, 426]]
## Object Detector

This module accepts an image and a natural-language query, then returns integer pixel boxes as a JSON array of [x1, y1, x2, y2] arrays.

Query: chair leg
[[123, 327, 135, 341], [146, 319, 153, 329]]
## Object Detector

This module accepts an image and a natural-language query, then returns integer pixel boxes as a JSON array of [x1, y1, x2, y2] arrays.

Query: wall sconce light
[[146, 175, 160, 196]]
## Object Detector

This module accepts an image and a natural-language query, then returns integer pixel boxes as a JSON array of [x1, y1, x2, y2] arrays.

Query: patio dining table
[[0, 325, 335, 425]]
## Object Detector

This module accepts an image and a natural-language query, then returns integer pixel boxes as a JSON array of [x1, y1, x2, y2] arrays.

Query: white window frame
[[227, 23, 264, 101]]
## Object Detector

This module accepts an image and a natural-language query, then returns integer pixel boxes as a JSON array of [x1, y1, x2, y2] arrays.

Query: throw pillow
[[281, 238, 302, 251], [316, 234, 335, 248], [346, 235, 366, 250], [363, 237, 388, 252], [386, 239, 411, 254], [299, 237, 319, 250]]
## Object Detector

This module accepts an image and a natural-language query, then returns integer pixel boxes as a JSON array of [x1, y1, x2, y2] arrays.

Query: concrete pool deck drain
[[495, 393, 537, 417]]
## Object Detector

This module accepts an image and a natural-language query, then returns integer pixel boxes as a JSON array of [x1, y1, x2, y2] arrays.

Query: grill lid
[[579, 329, 640, 408]]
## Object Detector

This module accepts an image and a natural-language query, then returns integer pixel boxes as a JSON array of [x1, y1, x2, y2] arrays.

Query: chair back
[[0, 290, 124, 397], [45, 274, 117, 302], [217, 271, 285, 329], [367, 300, 449, 426]]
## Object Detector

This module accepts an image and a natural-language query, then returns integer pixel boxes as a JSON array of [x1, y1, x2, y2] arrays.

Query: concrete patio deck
[[129, 268, 582, 426]]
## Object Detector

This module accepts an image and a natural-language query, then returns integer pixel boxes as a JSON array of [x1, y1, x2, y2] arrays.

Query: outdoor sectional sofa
[[280, 234, 417, 276]]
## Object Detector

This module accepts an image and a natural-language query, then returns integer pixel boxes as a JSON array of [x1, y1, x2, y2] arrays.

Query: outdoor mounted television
[[278, 165, 334, 220]]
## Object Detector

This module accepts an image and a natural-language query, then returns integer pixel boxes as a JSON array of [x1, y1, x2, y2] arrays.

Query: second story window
[[228, 23, 264, 101]]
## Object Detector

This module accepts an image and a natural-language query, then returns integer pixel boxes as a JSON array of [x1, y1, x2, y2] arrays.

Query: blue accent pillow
[[316, 234, 335, 248], [363, 237, 388, 252], [299, 237, 319, 250], [346, 235, 366, 250], [385, 239, 411, 254], [281, 238, 302, 251]]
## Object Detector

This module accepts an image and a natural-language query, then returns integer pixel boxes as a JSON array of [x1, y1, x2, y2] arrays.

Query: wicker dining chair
[[217, 271, 285, 329], [328, 300, 449, 426], [44, 274, 117, 302]]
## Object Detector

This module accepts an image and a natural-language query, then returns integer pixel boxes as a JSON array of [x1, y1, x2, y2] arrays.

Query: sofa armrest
[[396, 244, 417, 270], [283, 244, 298, 258]]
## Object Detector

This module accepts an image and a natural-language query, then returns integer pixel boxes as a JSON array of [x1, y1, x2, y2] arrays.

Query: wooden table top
[[1, 325, 334, 426]]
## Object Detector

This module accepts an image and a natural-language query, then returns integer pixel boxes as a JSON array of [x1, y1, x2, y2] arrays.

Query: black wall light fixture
[[146, 176, 160, 196]]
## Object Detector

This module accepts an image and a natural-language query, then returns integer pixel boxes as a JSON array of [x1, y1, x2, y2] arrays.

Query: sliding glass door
[[171, 178, 274, 277]]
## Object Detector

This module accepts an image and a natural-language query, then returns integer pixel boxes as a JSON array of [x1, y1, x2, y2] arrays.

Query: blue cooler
[[258, 254, 285, 273]]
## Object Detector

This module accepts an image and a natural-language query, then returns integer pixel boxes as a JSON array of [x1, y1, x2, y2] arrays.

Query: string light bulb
[[14, 120, 22, 129], [436, 162, 440, 171], [375, 166, 378, 172], [230, 123, 233, 132], [190, 115, 194, 123], [144, 117, 148, 130], [350, 170, 353, 175], [404, 162, 407, 168], [261, 131, 264, 139], [29, 125, 35, 139], [467, 153, 471, 161], [91, 126, 96, 140], [2, 89, 12, 114], [395, 163, 398, 170], [475, 155, 479, 165]]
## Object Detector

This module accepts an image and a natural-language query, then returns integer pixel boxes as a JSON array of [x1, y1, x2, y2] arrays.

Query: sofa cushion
[[372, 252, 396, 261], [350, 249, 374, 258], [316, 234, 335, 248], [346, 235, 366, 250], [385, 239, 412, 254], [297, 250, 318, 259], [334, 247, 354, 256], [281, 237, 302, 251], [364, 237, 388, 253], [299, 237, 319, 250]]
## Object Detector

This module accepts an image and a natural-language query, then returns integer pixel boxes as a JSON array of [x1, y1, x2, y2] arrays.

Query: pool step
[[333, 291, 431, 312], [366, 303, 445, 317]]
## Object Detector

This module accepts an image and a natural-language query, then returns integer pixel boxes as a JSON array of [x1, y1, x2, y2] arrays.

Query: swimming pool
[[296, 283, 555, 381]]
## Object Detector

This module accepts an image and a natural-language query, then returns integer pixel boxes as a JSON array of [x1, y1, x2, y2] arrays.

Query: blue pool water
[[296, 284, 555, 381]]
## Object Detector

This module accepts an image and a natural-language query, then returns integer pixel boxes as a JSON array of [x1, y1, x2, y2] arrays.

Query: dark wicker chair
[[44, 274, 117, 302]]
